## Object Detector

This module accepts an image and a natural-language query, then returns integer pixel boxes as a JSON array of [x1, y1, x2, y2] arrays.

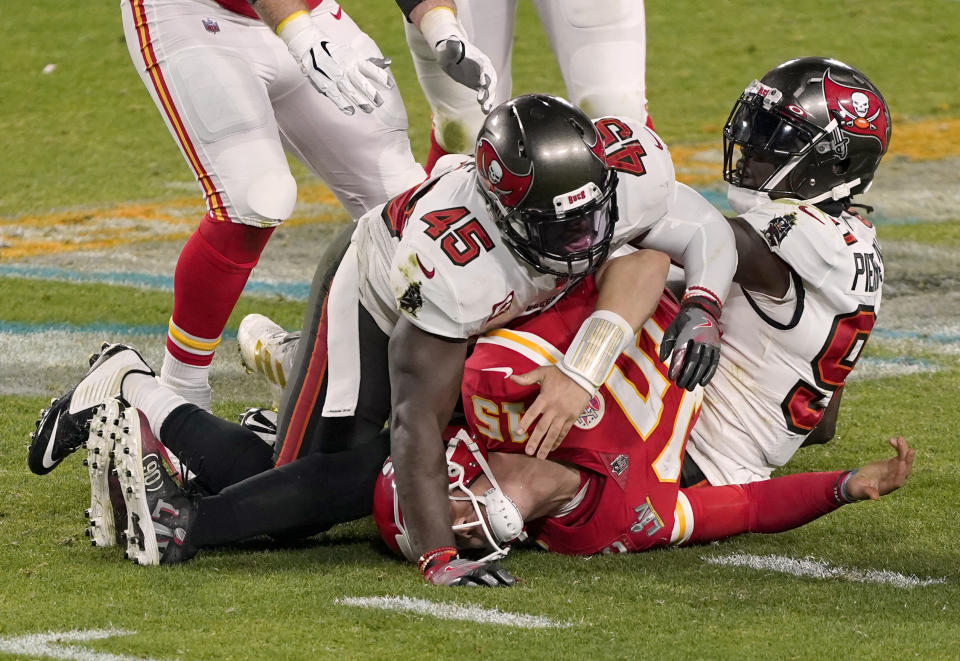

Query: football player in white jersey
[[30, 95, 736, 584], [396, 0, 650, 172], [682, 57, 892, 487], [120, 0, 427, 410]]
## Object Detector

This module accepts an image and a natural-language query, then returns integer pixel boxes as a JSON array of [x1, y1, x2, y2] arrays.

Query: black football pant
[[159, 224, 393, 545]]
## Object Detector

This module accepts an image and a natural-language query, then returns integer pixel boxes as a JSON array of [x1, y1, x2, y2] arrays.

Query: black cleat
[[237, 407, 278, 449], [113, 405, 198, 565], [28, 343, 154, 475]]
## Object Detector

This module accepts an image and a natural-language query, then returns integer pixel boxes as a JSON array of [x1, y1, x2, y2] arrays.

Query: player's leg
[[272, 4, 425, 219], [403, 0, 516, 171], [534, 0, 649, 125], [121, 0, 296, 410]]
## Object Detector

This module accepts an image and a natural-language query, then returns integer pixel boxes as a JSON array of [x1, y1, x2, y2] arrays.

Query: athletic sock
[[121, 371, 189, 441], [425, 127, 450, 175], [161, 215, 275, 406]]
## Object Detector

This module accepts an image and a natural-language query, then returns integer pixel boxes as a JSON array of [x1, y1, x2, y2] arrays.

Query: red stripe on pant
[[126, 0, 229, 220], [274, 292, 331, 466]]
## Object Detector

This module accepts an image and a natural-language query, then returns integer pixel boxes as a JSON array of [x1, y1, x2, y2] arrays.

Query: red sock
[[166, 214, 275, 366], [683, 470, 846, 543], [425, 128, 450, 175]]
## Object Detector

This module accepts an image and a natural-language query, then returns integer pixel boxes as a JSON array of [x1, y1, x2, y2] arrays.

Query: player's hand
[[845, 436, 915, 501], [424, 558, 517, 587], [418, 8, 497, 113], [659, 298, 721, 391], [511, 365, 591, 459], [281, 14, 392, 115], [434, 37, 498, 114]]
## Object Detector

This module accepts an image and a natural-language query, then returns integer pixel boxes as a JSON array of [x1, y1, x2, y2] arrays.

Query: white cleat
[[83, 398, 124, 548], [237, 314, 300, 390]]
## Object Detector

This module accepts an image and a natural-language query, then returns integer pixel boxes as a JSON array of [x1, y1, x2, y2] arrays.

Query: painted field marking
[[336, 596, 574, 629], [703, 552, 946, 589], [0, 264, 311, 300], [0, 628, 164, 661]]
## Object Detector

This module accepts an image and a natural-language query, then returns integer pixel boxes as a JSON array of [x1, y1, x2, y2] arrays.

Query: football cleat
[[113, 404, 198, 566], [238, 407, 278, 449], [237, 314, 300, 389], [28, 343, 154, 475], [83, 398, 124, 548]]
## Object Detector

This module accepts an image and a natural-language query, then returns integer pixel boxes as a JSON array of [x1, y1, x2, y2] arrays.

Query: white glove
[[419, 7, 497, 114], [278, 11, 393, 115]]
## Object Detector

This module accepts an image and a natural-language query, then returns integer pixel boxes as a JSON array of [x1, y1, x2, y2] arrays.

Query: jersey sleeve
[[739, 200, 847, 290]]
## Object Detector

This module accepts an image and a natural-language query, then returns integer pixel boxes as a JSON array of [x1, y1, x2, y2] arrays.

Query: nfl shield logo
[[202, 18, 220, 34]]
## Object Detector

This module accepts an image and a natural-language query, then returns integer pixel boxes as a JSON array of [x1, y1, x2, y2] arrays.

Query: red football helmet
[[372, 429, 526, 562]]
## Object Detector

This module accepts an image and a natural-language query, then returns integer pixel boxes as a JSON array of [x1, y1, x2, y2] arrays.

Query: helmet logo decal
[[823, 69, 888, 151], [476, 138, 533, 207]]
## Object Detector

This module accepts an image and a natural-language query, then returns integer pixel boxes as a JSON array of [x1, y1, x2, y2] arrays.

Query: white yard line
[[0, 629, 164, 661], [336, 596, 574, 629], [703, 552, 946, 589]]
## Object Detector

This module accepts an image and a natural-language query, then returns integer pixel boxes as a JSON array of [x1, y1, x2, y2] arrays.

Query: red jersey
[[212, 0, 325, 20], [461, 277, 704, 554], [461, 277, 848, 555]]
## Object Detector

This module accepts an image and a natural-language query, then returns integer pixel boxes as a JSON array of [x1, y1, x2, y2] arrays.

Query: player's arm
[[680, 437, 913, 544], [249, 0, 392, 115], [727, 216, 792, 297], [635, 183, 738, 391], [514, 249, 671, 459], [389, 318, 516, 587], [396, 0, 497, 112]]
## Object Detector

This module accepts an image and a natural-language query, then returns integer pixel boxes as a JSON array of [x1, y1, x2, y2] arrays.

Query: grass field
[[1, 1, 959, 659]]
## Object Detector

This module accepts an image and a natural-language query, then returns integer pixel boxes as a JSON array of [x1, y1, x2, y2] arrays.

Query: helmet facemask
[[446, 430, 526, 562], [723, 80, 858, 205], [372, 430, 526, 563], [483, 171, 619, 278]]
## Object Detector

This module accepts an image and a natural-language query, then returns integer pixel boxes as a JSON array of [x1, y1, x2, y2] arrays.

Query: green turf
[[0, 277, 304, 331], [1, 368, 958, 660], [2, 1, 959, 658], [3, 1, 960, 216]]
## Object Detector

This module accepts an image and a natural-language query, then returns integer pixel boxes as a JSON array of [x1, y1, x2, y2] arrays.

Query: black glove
[[659, 297, 721, 391], [424, 557, 517, 587]]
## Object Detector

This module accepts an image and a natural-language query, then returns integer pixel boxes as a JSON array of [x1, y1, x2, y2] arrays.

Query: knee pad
[[575, 90, 648, 125], [240, 169, 298, 228], [433, 107, 487, 155]]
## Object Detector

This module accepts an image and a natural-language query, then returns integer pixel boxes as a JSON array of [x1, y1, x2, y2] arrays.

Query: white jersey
[[686, 199, 884, 484], [353, 115, 680, 340]]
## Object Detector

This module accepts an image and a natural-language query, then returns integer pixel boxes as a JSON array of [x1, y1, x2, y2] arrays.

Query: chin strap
[[801, 177, 862, 206]]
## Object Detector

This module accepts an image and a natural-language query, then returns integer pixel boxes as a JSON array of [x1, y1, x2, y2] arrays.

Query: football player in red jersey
[[374, 277, 913, 568], [33, 95, 735, 586], [119, 0, 427, 410]]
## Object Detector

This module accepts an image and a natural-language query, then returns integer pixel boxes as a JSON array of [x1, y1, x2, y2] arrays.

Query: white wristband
[[277, 11, 314, 50], [419, 6, 465, 50], [557, 310, 635, 396]]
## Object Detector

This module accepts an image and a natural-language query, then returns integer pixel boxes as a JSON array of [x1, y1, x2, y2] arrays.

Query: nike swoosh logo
[[332, 6, 343, 20], [693, 318, 715, 330], [41, 415, 60, 469], [481, 366, 513, 379], [416, 254, 435, 279], [319, 40, 333, 58]]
